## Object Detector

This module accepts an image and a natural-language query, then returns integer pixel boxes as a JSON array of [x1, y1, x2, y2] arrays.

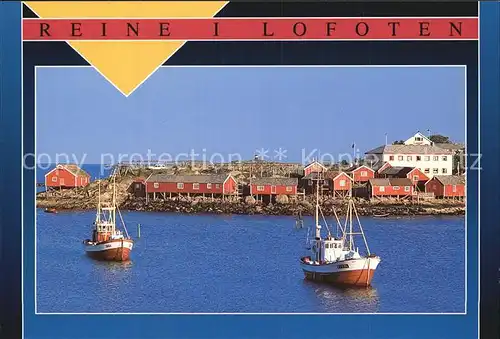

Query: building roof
[[388, 178, 413, 186], [432, 175, 466, 186], [379, 166, 414, 177], [368, 178, 390, 186], [365, 144, 453, 155], [304, 161, 327, 170], [146, 174, 231, 183], [404, 132, 434, 145], [303, 171, 338, 180], [332, 172, 353, 181], [369, 178, 413, 186], [434, 143, 465, 151], [250, 177, 298, 186], [56, 164, 90, 177], [345, 164, 375, 173]]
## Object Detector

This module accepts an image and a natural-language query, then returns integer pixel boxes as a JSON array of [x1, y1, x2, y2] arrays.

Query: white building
[[365, 133, 454, 177], [404, 132, 433, 146]]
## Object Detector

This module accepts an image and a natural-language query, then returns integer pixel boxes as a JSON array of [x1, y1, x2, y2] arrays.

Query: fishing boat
[[44, 208, 57, 214], [299, 176, 381, 287], [83, 175, 133, 261]]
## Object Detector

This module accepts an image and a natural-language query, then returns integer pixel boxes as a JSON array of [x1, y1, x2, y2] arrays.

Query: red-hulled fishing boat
[[83, 175, 133, 261], [299, 175, 381, 287]]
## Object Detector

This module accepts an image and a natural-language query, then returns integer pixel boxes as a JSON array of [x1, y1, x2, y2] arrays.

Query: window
[[413, 175, 419, 181], [442, 156, 448, 161], [433, 156, 439, 161], [393, 186, 400, 190], [216, 184, 220, 189], [60, 178, 65, 185], [424, 156, 430, 161], [207, 183, 212, 189], [404, 186, 410, 192], [389, 156, 394, 161], [433, 168, 439, 174], [360, 171, 367, 177], [339, 180, 346, 187], [379, 186, 385, 192], [398, 156, 404, 161], [442, 168, 447, 174], [407, 156, 412, 161], [135, 183, 141, 189], [416, 156, 421, 161], [424, 168, 430, 174], [452, 185, 457, 192], [193, 183, 199, 190], [257, 185, 264, 191], [415, 137, 422, 141], [52, 176, 57, 182], [177, 183, 184, 189]]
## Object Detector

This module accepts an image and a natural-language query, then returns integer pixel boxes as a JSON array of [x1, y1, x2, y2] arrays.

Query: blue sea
[[36, 211, 466, 313]]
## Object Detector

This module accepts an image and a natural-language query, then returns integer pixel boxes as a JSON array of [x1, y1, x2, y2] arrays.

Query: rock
[[245, 196, 256, 205], [276, 194, 289, 204]]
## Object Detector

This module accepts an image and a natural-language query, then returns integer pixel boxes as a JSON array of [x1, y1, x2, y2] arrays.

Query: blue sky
[[36, 66, 465, 164]]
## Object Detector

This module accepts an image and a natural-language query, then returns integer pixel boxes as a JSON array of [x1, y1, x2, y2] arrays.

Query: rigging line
[[332, 204, 346, 238], [351, 198, 370, 255], [116, 207, 130, 239], [318, 205, 331, 236]]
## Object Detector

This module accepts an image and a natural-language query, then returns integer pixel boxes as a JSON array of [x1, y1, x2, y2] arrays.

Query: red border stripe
[[22, 18, 478, 40]]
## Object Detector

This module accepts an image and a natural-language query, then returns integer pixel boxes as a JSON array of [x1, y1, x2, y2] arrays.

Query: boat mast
[[96, 179, 101, 225], [315, 175, 320, 239], [348, 199, 353, 251], [112, 174, 117, 234]]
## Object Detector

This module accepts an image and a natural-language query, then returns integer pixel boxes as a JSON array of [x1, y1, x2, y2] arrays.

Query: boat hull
[[84, 239, 133, 262], [300, 257, 380, 287]]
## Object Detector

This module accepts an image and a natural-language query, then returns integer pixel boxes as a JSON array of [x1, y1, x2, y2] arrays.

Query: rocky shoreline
[[37, 195, 465, 217], [35, 177, 465, 217]]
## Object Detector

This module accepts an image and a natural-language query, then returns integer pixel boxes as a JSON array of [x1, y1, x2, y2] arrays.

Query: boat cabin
[[310, 236, 345, 263]]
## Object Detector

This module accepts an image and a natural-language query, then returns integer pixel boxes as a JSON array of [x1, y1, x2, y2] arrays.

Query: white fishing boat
[[299, 176, 381, 287]]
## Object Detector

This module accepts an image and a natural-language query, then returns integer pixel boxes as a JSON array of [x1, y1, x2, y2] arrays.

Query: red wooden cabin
[[45, 164, 90, 188], [145, 173, 237, 201], [376, 162, 392, 177], [332, 172, 352, 198], [250, 177, 298, 201], [379, 166, 429, 190], [303, 161, 327, 177], [348, 165, 375, 182], [425, 175, 465, 199], [368, 178, 414, 199]]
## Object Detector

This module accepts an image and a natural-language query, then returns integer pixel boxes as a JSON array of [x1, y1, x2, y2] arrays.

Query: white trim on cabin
[[352, 165, 375, 174], [304, 161, 327, 171], [331, 172, 353, 182], [44, 165, 78, 178], [222, 174, 235, 195]]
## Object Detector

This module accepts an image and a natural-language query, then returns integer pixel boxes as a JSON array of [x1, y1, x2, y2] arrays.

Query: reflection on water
[[90, 259, 134, 272], [304, 280, 380, 313]]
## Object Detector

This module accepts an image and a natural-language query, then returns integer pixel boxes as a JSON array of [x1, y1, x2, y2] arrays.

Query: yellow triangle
[[24, 1, 229, 96]]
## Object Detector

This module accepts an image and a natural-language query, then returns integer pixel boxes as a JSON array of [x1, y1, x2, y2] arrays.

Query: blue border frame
[[0, 1, 494, 338], [0, 2, 22, 338], [479, 2, 500, 339]]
